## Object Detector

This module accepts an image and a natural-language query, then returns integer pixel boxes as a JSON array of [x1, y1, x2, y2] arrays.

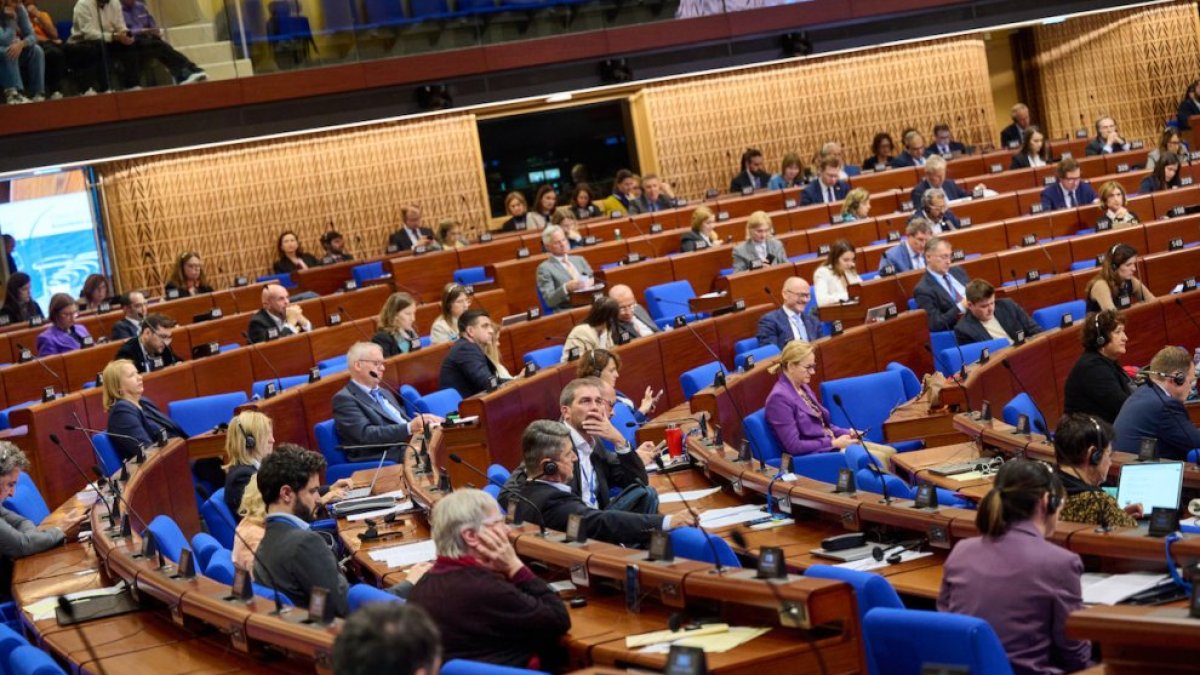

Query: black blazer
[[1008, 153, 1049, 170], [106, 398, 182, 460], [438, 340, 504, 399], [730, 170, 771, 193], [1139, 175, 1179, 194], [913, 267, 970, 331], [163, 281, 214, 296], [370, 328, 419, 358], [255, 516, 349, 617], [952, 298, 1041, 345], [224, 463, 256, 518], [114, 336, 180, 373], [517, 481, 661, 547], [500, 436, 649, 511], [924, 141, 967, 157], [1085, 138, 1127, 156], [1000, 123, 1025, 149], [861, 156, 893, 172], [1179, 97, 1200, 130], [912, 178, 968, 206], [679, 230, 714, 253], [1063, 350, 1134, 424], [388, 227, 435, 252], [110, 318, 140, 342], [331, 382, 412, 462], [246, 309, 298, 344], [631, 195, 673, 214], [272, 254, 320, 275], [1113, 383, 1200, 460]]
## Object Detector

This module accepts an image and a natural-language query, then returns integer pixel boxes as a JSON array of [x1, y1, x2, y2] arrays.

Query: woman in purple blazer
[[939, 460, 1091, 675], [764, 340, 858, 457], [36, 293, 92, 356]]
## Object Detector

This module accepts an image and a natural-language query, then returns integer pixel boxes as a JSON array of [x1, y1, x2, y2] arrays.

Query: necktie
[[370, 389, 406, 425], [791, 313, 809, 341], [561, 257, 579, 281], [1067, 191, 1076, 208], [913, 252, 924, 270], [826, 186, 835, 203], [943, 274, 961, 302]]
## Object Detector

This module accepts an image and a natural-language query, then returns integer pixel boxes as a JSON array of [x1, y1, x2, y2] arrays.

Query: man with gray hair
[[517, 420, 692, 546], [407, 488, 570, 668], [911, 187, 962, 233], [911, 154, 971, 206], [332, 341, 442, 462], [535, 225, 594, 311], [913, 236, 970, 331], [0, 442, 85, 600]]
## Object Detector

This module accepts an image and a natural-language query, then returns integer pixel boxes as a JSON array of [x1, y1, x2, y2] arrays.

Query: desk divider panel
[[387, 251, 462, 303], [598, 258, 675, 307], [319, 284, 392, 325], [294, 258, 366, 296], [1145, 215, 1200, 252], [669, 246, 733, 295]]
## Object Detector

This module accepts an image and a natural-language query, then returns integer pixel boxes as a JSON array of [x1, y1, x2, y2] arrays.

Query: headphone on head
[[238, 420, 256, 451], [1039, 462, 1063, 513], [540, 459, 558, 478], [1146, 369, 1188, 386], [1109, 243, 1122, 270], [1086, 416, 1105, 466], [1092, 312, 1106, 348]]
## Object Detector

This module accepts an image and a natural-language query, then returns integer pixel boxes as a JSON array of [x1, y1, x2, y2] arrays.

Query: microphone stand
[[449, 453, 547, 537], [17, 342, 66, 395], [830, 395, 892, 505], [652, 455, 725, 574]]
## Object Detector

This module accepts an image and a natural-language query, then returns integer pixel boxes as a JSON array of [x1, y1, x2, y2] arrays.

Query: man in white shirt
[[111, 291, 146, 340], [66, 0, 143, 92], [913, 237, 970, 331], [756, 277, 821, 349]]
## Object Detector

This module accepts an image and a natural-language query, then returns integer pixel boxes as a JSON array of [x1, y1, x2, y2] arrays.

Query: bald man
[[247, 284, 312, 344], [609, 284, 659, 343], [756, 277, 821, 349]]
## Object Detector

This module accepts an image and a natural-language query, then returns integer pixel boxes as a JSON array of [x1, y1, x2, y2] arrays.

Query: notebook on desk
[[1116, 461, 1184, 516]]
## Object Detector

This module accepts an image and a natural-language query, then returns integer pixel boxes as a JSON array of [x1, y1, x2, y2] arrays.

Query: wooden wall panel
[[95, 114, 488, 293], [640, 39, 996, 201], [1032, 3, 1200, 144]]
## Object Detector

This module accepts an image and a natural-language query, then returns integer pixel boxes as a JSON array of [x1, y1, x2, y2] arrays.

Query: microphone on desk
[[448, 453, 547, 537], [625, 219, 658, 261], [1009, 268, 1023, 287], [1038, 243, 1059, 276], [336, 305, 376, 342], [830, 394, 892, 505], [16, 343, 65, 396], [1175, 297, 1200, 336], [652, 453, 725, 575], [762, 286, 781, 308], [66, 421, 140, 480], [1000, 359, 1051, 437], [240, 331, 287, 394], [47, 432, 114, 529]]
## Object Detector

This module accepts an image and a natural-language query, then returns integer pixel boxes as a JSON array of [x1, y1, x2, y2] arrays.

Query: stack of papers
[[367, 539, 437, 568], [658, 487, 720, 504], [626, 624, 771, 654], [836, 550, 932, 572], [698, 505, 767, 528], [1081, 572, 1172, 605]]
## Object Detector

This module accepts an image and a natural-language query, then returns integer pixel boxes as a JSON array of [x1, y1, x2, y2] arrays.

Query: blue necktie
[[371, 388, 406, 425], [791, 313, 809, 342]]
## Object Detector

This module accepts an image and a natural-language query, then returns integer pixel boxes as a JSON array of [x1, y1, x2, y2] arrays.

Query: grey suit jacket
[[616, 305, 660, 341], [331, 382, 412, 462], [536, 255, 594, 310], [732, 239, 788, 272]]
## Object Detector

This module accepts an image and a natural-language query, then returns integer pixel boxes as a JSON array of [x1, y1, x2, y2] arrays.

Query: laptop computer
[[1116, 461, 1184, 516], [340, 451, 390, 501]]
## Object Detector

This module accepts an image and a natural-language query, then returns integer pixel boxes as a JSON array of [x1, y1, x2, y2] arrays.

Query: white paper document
[[347, 501, 415, 521], [836, 550, 933, 572], [367, 539, 437, 568], [698, 504, 767, 528], [1081, 572, 1172, 605], [658, 487, 721, 504]]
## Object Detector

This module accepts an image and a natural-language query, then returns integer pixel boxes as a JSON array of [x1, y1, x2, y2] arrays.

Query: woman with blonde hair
[[222, 411, 275, 518], [840, 188, 872, 221], [764, 341, 895, 463], [731, 211, 786, 272], [103, 358, 183, 461], [680, 206, 717, 252], [372, 292, 421, 357], [233, 476, 267, 571], [436, 219, 468, 250]]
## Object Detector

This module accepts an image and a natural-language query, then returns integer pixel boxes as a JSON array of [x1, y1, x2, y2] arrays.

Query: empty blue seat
[[362, 0, 411, 29], [1031, 299, 1086, 332], [9, 644, 66, 675], [91, 433, 124, 477], [352, 262, 386, 286], [398, 384, 421, 417], [441, 661, 545, 675], [0, 400, 36, 431], [733, 337, 759, 356], [805, 565, 902, 675], [668, 527, 741, 567], [928, 330, 957, 373], [201, 488, 239, 549], [820, 370, 922, 451], [190, 532, 222, 571], [3, 472, 49, 525], [645, 280, 703, 328], [145, 515, 188, 564], [251, 373, 309, 399], [256, 272, 294, 289], [318, 355, 348, 372], [679, 361, 727, 400], [167, 391, 249, 438], [884, 362, 922, 400], [742, 408, 783, 468], [202, 549, 294, 606], [523, 345, 563, 369], [1002, 393, 1046, 433], [735, 344, 779, 370], [862, 608, 1014, 675], [348, 583, 403, 612], [789, 452, 849, 484], [314, 419, 397, 482], [937, 338, 1009, 379], [453, 267, 493, 286], [0, 622, 27, 665], [1070, 259, 1098, 271], [487, 464, 510, 485], [415, 388, 463, 417]]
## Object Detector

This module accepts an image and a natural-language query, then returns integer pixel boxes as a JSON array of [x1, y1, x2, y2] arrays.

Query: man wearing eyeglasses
[[609, 284, 658, 342], [757, 277, 821, 349], [913, 237, 971, 331], [110, 291, 147, 341], [114, 313, 179, 373], [333, 342, 442, 463]]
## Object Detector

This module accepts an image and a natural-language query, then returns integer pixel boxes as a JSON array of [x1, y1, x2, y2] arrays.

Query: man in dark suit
[[924, 123, 968, 157], [333, 342, 441, 462], [110, 291, 147, 341], [516, 420, 689, 547], [114, 313, 180, 373], [610, 284, 659, 342], [1000, 103, 1031, 149], [953, 280, 1041, 345], [1085, 117, 1128, 156], [878, 219, 933, 274], [889, 130, 928, 168], [630, 174, 674, 214], [729, 148, 771, 192], [247, 284, 312, 344], [913, 237, 970, 331], [1113, 346, 1200, 460], [799, 157, 850, 206], [1039, 158, 1098, 212], [439, 309, 510, 398], [912, 188, 962, 233], [387, 204, 437, 253], [501, 377, 654, 512], [910, 154, 975, 206], [757, 277, 821, 349]]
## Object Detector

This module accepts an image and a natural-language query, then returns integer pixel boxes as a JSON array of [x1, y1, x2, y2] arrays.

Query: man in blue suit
[[1113, 346, 1200, 460], [913, 237, 970, 331], [333, 342, 442, 462], [439, 309, 511, 398], [756, 277, 821, 349], [799, 157, 850, 206], [1039, 158, 1097, 212], [911, 155, 974, 206], [924, 123, 968, 157], [878, 219, 933, 274], [890, 130, 928, 168]]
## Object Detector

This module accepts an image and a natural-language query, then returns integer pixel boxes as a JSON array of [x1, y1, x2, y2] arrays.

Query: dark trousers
[[133, 35, 196, 81], [39, 41, 65, 94], [64, 39, 141, 91]]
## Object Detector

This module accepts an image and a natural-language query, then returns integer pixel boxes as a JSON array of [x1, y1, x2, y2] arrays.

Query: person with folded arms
[[1063, 310, 1132, 424], [408, 488, 570, 669], [939, 459, 1090, 675], [732, 211, 787, 272], [516, 420, 693, 547], [1113, 346, 1200, 460], [1052, 413, 1140, 528], [247, 283, 311, 344], [1085, 116, 1127, 155]]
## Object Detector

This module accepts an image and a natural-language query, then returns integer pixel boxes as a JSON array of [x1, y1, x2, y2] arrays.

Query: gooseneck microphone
[[336, 305, 374, 342], [830, 394, 891, 505], [1175, 298, 1200, 336], [652, 454, 724, 574], [47, 432, 114, 527], [1000, 360, 1051, 435], [240, 331, 286, 392], [17, 343, 66, 394], [448, 453, 546, 537], [1038, 243, 1059, 276]]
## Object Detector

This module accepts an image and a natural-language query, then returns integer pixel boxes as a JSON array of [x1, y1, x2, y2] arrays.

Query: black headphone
[[540, 459, 558, 478], [1146, 369, 1188, 386], [238, 420, 256, 451], [1092, 312, 1106, 348], [1087, 416, 1106, 466], [1108, 243, 1122, 270], [1034, 461, 1063, 513]]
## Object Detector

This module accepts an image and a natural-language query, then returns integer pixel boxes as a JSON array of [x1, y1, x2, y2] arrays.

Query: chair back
[[8, 644, 65, 675], [487, 464, 511, 485], [609, 401, 639, 447], [805, 565, 903, 675], [2, 472, 49, 525], [252, 374, 309, 399], [399, 384, 422, 417], [523, 345, 563, 368], [255, 272, 294, 289], [349, 583, 403, 613], [453, 267, 492, 285], [1031, 299, 1087, 332], [415, 388, 463, 417], [668, 527, 741, 567], [928, 331, 957, 373], [862, 608, 1014, 675], [201, 488, 239, 549], [937, 337, 1009, 378], [680, 361, 727, 400], [167, 391, 250, 437], [145, 514, 189, 563], [854, 468, 915, 499], [318, 355, 349, 372], [352, 261, 386, 286], [734, 344, 780, 370], [190, 532, 223, 571], [789, 453, 849, 484], [644, 280, 696, 322], [742, 408, 783, 467], [733, 337, 760, 357], [314, 419, 349, 466], [884, 361, 922, 400], [441, 660, 546, 675], [1002, 392, 1046, 432], [92, 433, 124, 477], [819, 370, 909, 443]]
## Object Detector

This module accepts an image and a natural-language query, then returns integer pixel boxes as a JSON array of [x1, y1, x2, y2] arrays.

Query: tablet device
[[1117, 461, 1184, 514]]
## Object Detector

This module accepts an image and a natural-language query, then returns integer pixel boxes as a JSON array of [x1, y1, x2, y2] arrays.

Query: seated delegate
[[731, 211, 787, 272], [1113, 346, 1200, 460], [114, 313, 180, 373], [534, 225, 594, 311], [939, 460, 1090, 675], [1053, 413, 1140, 529], [110, 291, 147, 341], [679, 206, 717, 252], [429, 283, 470, 345], [1084, 243, 1154, 313], [273, 230, 320, 274], [756, 277, 820, 348], [164, 251, 214, 296], [576, 348, 656, 425], [561, 297, 617, 362], [439, 309, 512, 398], [247, 284, 311, 344], [222, 410, 275, 518], [371, 292, 421, 357], [878, 219, 932, 273], [812, 239, 861, 306], [102, 359, 185, 462], [0, 272, 43, 325], [36, 292, 92, 356], [1062, 310, 1132, 424], [952, 279, 1040, 346], [912, 236, 969, 332], [333, 342, 441, 463], [1096, 181, 1139, 229]]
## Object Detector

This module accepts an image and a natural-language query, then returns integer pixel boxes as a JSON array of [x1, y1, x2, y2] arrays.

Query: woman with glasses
[[764, 340, 895, 463], [1146, 129, 1188, 172], [36, 292, 91, 355]]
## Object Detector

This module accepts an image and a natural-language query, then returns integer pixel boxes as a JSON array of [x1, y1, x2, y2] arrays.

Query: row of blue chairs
[[0, 623, 66, 674]]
